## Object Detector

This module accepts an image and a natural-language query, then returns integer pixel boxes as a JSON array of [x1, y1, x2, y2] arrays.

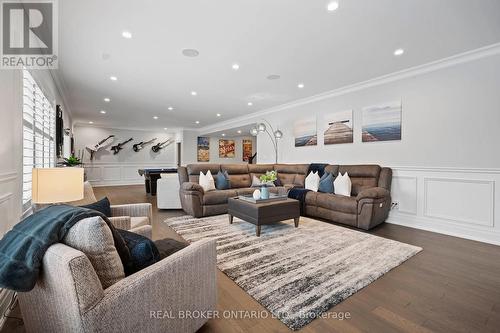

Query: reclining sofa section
[[178, 163, 392, 230]]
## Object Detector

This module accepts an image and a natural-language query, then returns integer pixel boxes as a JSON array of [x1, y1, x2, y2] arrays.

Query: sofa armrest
[[108, 216, 131, 230], [111, 203, 152, 221], [181, 182, 204, 194], [130, 225, 153, 239], [356, 187, 390, 201], [84, 239, 217, 332]]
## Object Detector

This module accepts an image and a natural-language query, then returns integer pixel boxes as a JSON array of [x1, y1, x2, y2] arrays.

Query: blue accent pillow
[[117, 229, 160, 275], [80, 197, 112, 217], [216, 170, 231, 190], [318, 173, 335, 193]]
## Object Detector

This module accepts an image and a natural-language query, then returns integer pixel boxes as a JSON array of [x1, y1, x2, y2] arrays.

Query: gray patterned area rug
[[165, 215, 422, 330]]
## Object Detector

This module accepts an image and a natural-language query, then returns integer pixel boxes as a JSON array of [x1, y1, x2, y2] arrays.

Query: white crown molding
[[391, 166, 500, 174], [200, 42, 500, 134]]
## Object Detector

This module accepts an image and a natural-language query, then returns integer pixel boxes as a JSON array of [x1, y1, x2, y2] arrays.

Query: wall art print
[[197, 136, 210, 162]]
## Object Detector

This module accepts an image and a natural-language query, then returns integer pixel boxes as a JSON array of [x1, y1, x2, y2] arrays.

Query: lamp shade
[[32, 168, 84, 204]]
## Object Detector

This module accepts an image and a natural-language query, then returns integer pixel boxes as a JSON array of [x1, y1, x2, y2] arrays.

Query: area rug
[[165, 215, 422, 330]]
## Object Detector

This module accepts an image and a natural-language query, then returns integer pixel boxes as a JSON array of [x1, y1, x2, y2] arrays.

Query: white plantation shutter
[[22, 70, 56, 210]]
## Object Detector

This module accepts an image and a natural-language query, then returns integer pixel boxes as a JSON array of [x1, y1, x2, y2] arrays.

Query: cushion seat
[[307, 192, 357, 214], [131, 216, 150, 228], [203, 189, 238, 205]]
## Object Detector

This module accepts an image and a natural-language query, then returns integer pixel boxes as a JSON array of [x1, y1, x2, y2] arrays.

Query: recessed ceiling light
[[247, 102, 253, 106], [104, 97, 110, 102], [394, 48, 405, 56], [222, 133, 226, 137], [237, 130, 242, 134], [164, 127, 168, 130], [168, 106, 174, 111], [267, 74, 280, 80], [153, 116, 158, 120], [88, 121, 94, 124], [327, 1, 339, 11], [216, 113, 221, 117], [110, 76, 117, 81], [182, 49, 199, 57], [297, 83, 305, 89], [232, 63, 240, 70], [195, 120, 200, 124], [100, 110, 106, 114], [122, 31, 132, 39], [191, 91, 197, 96]]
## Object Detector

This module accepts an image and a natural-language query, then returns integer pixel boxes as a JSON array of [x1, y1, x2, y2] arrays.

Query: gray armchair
[[18, 238, 217, 333]]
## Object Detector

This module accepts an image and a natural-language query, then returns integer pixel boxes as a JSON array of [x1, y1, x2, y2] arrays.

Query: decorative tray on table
[[238, 194, 288, 204]]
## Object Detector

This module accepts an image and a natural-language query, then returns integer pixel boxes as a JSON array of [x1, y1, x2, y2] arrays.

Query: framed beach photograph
[[197, 137, 210, 162], [219, 139, 235, 158], [362, 101, 402, 142], [324, 110, 353, 145], [294, 117, 317, 147]]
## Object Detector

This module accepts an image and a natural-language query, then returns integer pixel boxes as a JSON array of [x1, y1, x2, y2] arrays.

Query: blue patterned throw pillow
[[216, 170, 231, 190], [318, 173, 335, 193]]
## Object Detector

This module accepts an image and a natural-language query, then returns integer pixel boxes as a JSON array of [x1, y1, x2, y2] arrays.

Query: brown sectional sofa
[[178, 163, 392, 230]]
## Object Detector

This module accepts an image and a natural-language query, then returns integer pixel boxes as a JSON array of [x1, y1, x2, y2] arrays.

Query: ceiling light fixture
[[153, 116, 158, 120], [216, 113, 221, 117], [100, 110, 106, 114], [247, 102, 253, 106], [164, 127, 168, 130], [195, 121, 200, 124], [191, 91, 197, 96], [122, 31, 132, 39], [237, 130, 242, 134], [88, 121, 94, 124], [394, 48, 405, 56], [297, 83, 305, 89], [327, 1, 339, 11], [232, 63, 240, 70], [182, 49, 200, 57], [222, 133, 226, 137], [110, 76, 117, 81], [168, 106, 174, 111], [104, 97, 110, 102]]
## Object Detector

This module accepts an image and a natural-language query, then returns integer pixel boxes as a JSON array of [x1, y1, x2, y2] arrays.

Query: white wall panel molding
[[389, 166, 499, 245], [84, 162, 177, 187], [0, 172, 18, 183]]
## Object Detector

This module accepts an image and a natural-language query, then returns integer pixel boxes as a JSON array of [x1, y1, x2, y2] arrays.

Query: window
[[22, 70, 56, 211]]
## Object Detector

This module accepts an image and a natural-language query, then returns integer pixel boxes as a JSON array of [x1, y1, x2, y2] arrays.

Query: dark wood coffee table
[[227, 197, 300, 236]]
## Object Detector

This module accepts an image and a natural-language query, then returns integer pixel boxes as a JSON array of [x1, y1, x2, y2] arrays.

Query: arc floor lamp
[[250, 120, 283, 163]]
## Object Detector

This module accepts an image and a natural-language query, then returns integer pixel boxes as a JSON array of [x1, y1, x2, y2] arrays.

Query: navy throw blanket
[[0, 205, 130, 292], [288, 188, 311, 215], [308, 163, 329, 177]]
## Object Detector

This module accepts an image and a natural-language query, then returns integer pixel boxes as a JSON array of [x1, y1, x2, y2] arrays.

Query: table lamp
[[32, 168, 84, 204]]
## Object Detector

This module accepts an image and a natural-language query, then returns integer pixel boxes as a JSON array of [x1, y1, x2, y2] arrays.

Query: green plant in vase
[[259, 171, 277, 199], [57, 155, 83, 167]]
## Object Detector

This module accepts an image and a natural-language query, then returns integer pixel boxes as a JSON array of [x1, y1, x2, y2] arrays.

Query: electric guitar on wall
[[86, 135, 115, 160], [151, 139, 172, 153], [111, 138, 133, 155], [133, 138, 157, 152]]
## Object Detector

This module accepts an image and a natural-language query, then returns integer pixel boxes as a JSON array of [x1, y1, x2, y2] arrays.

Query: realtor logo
[[1, 0, 58, 68]]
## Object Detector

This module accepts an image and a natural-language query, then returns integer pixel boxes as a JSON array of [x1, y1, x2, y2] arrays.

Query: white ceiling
[[58, 0, 500, 130]]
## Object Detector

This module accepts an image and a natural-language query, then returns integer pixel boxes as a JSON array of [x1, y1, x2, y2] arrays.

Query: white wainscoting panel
[[424, 178, 494, 227], [391, 176, 418, 215], [388, 167, 500, 246], [84, 163, 177, 187]]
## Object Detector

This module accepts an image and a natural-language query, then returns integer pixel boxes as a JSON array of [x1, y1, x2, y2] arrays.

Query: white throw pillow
[[199, 170, 216, 192], [334, 172, 352, 196], [305, 171, 320, 192]]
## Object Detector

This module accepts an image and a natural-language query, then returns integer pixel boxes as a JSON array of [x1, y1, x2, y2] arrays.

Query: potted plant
[[57, 155, 83, 167], [259, 170, 277, 199]]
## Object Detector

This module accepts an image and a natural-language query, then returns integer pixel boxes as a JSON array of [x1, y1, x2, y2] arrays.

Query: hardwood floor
[[4, 184, 500, 333]]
